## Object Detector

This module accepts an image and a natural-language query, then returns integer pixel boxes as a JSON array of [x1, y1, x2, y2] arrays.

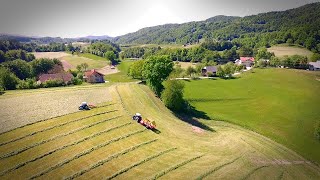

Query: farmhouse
[[202, 66, 217, 76], [309, 61, 320, 71], [38, 72, 73, 84], [83, 69, 105, 83], [235, 57, 255, 70]]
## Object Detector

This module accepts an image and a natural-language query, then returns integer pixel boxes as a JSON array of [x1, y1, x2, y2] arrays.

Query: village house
[[235, 57, 255, 70], [83, 69, 105, 83], [202, 66, 218, 76], [38, 72, 73, 84], [309, 61, 320, 71]]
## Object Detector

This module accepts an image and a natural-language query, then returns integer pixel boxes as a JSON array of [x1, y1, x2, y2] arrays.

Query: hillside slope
[[0, 84, 319, 179], [115, 3, 320, 53]]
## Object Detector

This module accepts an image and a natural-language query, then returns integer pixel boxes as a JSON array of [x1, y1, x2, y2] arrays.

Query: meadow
[[184, 68, 320, 164], [267, 44, 313, 58], [105, 60, 137, 83], [0, 83, 319, 179]]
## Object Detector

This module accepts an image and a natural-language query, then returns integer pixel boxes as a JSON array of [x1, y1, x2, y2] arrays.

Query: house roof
[[38, 72, 73, 83], [203, 66, 217, 73], [309, 61, 320, 68], [84, 69, 104, 77], [240, 57, 255, 62]]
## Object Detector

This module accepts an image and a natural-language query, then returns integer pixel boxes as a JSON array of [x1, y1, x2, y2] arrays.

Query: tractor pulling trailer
[[132, 113, 156, 129]]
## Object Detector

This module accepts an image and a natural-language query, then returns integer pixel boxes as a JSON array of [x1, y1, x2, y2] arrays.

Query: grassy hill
[[0, 83, 319, 179], [267, 44, 313, 58], [184, 68, 320, 165]]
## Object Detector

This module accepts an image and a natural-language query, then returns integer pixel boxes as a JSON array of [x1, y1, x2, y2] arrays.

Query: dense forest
[[115, 3, 320, 53]]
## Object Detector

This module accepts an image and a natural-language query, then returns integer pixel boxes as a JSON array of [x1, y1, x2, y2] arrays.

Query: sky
[[0, 0, 319, 38]]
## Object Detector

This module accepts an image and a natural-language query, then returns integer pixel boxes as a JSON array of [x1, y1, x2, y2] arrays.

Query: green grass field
[[105, 60, 136, 83], [0, 83, 319, 179], [184, 68, 320, 164]]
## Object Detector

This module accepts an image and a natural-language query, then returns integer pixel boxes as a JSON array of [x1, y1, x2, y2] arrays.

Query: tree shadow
[[174, 103, 215, 132], [0, 91, 5, 96]]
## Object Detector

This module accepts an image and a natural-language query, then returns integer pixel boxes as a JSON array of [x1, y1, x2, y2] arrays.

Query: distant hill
[[82, 35, 112, 40], [114, 3, 320, 53]]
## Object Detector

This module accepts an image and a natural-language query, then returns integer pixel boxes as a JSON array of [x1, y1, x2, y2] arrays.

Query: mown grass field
[[0, 83, 319, 179], [267, 44, 313, 58], [62, 54, 109, 70], [184, 68, 320, 165], [105, 60, 136, 83]]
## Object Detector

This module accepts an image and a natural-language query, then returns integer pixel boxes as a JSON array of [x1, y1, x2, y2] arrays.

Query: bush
[[72, 77, 83, 85], [315, 121, 320, 141], [0, 67, 19, 90], [17, 78, 40, 89], [207, 72, 214, 77], [42, 79, 65, 88], [161, 80, 185, 111]]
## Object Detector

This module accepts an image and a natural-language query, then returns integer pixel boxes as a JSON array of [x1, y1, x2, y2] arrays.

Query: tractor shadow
[[150, 128, 161, 134]]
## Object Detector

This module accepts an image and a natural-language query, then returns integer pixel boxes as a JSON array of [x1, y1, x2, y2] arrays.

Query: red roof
[[84, 69, 104, 77], [38, 73, 73, 83], [240, 57, 255, 62]]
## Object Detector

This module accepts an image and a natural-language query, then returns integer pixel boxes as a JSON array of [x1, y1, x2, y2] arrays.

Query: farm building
[[202, 66, 218, 76], [83, 69, 105, 83], [235, 57, 255, 70], [38, 72, 73, 84], [309, 61, 320, 71]]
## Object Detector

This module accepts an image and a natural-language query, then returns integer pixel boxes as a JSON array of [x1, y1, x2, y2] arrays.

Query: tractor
[[79, 102, 96, 110], [132, 113, 156, 129]]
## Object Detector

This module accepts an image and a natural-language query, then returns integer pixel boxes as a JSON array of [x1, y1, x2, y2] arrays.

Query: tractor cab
[[132, 113, 142, 122], [79, 102, 90, 110]]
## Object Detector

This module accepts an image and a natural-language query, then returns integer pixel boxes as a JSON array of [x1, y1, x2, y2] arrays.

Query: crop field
[[0, 83, 319, 179], [32, 52, 111, 71], [267, 44, 313, 58], [184, 68, 320, 165]]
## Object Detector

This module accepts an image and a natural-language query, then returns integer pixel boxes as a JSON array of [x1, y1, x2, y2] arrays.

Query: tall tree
[[142, 55, 173, 96]]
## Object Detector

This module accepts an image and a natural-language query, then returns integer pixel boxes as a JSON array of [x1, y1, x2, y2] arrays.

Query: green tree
[[128, 60, 145, 79], [0, 67, 19, 90], [217, 62, 236, 79], [161, 79, 185, 111], [311, 53, 320, 62], [30, 58, 56, 76], [186, 66, 196, 77], [0, 50, 5, 63], [105, 51, 116, 61], [142, 55, 173, 96], [2, 59, 32, 79]]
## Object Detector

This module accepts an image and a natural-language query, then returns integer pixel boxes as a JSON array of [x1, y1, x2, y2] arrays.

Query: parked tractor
[[79, 102, 96, 110], [132, 113, 156, 129]]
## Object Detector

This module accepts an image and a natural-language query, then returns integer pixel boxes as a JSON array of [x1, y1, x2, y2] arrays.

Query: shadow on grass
[[151, 128, 161, 134], [174, 103, 215, 132], [0, 91, 5, 95]]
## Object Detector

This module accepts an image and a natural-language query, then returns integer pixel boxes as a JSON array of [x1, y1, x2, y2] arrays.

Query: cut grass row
[[0, 122, 132, 176], [106, 147, 177, 180], [150, 155, 204, 179], [0, 115, 123, 159], [29, 129, 148, 179], [65, 139, 158, 179], [0, 103, 116, 143], [0, 109, 118, 147]]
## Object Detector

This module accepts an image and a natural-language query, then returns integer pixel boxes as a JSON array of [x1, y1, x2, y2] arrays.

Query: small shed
[[202, 66, 217, 76], [309, 61, 320, 71], [83, 69, 105, 83]]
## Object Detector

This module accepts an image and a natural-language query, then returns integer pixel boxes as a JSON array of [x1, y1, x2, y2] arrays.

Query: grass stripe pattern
[[106, 147, 177, 180], [196, 156, 242, 180], [0, 122, 132, 176], [0, 109, 118, 147], [150, 155, 204, 180], [0, 103, 115, 137], [65, 139, 158, 180], [29, 129, 147, 179], [0, 115, 123, 160]]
